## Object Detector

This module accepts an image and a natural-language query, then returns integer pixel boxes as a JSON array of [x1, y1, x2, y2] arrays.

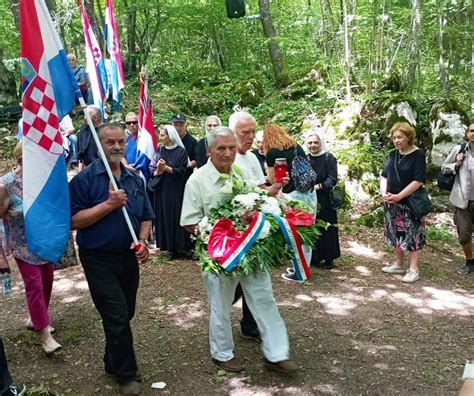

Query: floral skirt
[[384, 202, 426, 252]]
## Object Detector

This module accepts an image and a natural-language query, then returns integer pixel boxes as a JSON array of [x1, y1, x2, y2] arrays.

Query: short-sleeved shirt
[[235, 151, 265, 186], [181, 160, 241, 226], [381, 149, 426, 196], [0, 171, 46, 264], [69, 159, 154, 252], [266, 145, 306, 193]]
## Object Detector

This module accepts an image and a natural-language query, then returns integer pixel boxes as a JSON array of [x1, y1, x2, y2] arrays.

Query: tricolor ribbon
[[273, 214, 311, 281], [208, 211, 311, 281], [218, 212, 267, 272]]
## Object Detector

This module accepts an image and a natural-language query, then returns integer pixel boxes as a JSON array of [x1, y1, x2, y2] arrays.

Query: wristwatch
[[462, 361, 474, 380]]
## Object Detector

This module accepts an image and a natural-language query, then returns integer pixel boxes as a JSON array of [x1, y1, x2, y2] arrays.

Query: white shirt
[[180, 160, 232, 226], [235, 151, 265, 185]]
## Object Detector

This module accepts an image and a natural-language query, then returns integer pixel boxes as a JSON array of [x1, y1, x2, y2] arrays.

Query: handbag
[[323, 153, 347, 210], [437, 143, 466, 191], [291, 147, 318, 192], [329, 185, 347, 211], [147, 175, 162, 192], [394, 151, 432, 218]]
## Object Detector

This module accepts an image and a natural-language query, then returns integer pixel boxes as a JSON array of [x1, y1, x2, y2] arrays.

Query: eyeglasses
[[126, 121, 138, 125]]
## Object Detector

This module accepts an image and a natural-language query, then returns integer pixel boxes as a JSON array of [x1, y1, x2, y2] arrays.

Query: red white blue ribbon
[[219, 212, 267, 272], [273, 215, 311, 281]]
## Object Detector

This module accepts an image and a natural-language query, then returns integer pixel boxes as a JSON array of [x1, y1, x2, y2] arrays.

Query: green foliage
[[356, 207, 385, 228], [337, 143, 388, 181], [425, 225, 456, 242]]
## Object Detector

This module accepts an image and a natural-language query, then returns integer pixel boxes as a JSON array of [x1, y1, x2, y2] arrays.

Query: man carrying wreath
[[180, 126, 298, 374]]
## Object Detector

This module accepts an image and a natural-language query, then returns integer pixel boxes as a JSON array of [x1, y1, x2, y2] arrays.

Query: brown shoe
[[264, 359, 299, 374], [120, 381, 141, 395], [212, 357, 244, 372]]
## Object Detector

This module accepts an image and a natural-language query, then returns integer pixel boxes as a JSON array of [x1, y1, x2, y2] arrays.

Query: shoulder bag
[[437, 143, 467, 191], [394, 150, 432, 218], [291, 147, 318, 192], [324, 153, 347, 210]]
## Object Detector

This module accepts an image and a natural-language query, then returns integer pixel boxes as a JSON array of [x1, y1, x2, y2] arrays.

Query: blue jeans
[[67, 135, 78, 164], [79, 249, 140, 385]]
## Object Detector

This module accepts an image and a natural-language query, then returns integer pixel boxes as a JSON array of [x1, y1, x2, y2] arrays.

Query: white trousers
[[202, 270, 289, 363]]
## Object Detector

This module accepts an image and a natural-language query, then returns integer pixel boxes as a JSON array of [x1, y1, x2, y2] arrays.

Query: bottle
[[274, 158, 288, 183], [2, 272, 12, 296]]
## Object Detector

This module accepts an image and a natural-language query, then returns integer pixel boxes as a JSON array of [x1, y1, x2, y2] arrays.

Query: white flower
[[233, 192, 260, 210], [257, 220, 271, 240], [260, 196, 282, 216], [197, 216, 213, 243]]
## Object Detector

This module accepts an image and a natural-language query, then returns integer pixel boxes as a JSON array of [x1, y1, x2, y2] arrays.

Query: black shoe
[[457, 263, 474, 275], [240, 328, 262, 343], [1, 385, 26, 396], [322, 260, 335, 269]]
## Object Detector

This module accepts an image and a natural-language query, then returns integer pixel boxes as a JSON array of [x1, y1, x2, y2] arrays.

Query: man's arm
[[71, 183, 127, 230]]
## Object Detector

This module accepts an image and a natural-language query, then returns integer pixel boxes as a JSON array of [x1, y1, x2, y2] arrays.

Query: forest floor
[[1, 218, 473, 396]]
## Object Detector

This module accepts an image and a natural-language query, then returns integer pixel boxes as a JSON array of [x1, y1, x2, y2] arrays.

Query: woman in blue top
[[380, 122, 427, 283]]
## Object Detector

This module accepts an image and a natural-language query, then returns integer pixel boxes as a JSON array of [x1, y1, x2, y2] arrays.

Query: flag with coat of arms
[[20, 0, 81, 262]]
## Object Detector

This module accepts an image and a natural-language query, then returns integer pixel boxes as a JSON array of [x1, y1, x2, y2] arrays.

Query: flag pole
[[78, 97, 141, 249]]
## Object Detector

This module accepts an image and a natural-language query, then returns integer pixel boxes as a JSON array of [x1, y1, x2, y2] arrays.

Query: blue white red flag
[[104, 0, 125, 103], [134, 72, 157, 180], [20, 0, 80, 262], [79, 1, 108, 116]]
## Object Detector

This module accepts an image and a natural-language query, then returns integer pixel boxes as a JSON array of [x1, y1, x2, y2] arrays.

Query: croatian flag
[[104, 0, 125, 103], [79, 1, 108, 116], [134, 72, 157, 181], [20, 0, 80, 262]]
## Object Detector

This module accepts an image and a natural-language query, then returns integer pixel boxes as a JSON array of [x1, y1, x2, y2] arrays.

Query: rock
[[430, 193, 452, 213], [234, 79, 264, 107], [430, 112, 468, 166]]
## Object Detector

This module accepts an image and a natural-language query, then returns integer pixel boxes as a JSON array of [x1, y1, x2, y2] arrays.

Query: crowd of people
[[1, 106, 473, 395]]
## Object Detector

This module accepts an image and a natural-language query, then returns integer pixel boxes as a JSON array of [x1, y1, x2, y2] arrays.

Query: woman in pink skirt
[[0, 142, 61, 355]]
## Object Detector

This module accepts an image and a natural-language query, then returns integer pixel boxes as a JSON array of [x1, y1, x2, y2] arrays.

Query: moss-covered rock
[[234, 79, 264, 107]]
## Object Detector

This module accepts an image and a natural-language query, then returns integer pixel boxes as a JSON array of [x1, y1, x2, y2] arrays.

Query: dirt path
[[1, 225, 473, 395]]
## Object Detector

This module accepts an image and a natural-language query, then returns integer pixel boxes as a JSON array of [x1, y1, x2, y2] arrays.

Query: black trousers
[[0, 338, 12, 393], [233, 283, 258, 333], [80, 250, 140, 385]]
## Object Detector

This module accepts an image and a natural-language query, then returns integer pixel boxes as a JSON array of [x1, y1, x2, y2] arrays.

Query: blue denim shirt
[[69, 159, 154, 252]]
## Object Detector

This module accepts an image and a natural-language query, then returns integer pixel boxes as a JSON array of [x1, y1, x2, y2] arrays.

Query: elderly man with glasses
[[124, 112, 139, 166]]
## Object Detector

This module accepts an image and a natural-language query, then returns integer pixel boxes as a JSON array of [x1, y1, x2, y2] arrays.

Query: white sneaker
[[42, 336, 62, 355], [381, 264, 405, 274], [401, 270, 419, 283]]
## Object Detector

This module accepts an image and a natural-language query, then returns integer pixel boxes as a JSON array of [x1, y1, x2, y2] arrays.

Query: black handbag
[[437, 143, 466, 191], [394, 151, 432, 218], [324, 153, 347, 210], [147, 175, 162, 192], [329, 185, 347, 211]]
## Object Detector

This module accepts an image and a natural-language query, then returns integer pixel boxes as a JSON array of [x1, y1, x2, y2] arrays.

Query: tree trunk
[[341, 0, 352, 99], [471, 35, 474, 113], [9, 0, 19, 31], [123, 0, 137, 75], [436, 0, 449, 94], [258, 0, 290, 87], [84, 0, 101, 43], [406, 0, 421, 90]]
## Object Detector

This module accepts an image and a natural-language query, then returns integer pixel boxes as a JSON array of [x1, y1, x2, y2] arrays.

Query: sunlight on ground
[[347, 241, 384, 260], [151, 298, 205, 330], [52, 269, 89, 304], [226, 376, 329, 396], [277, 283, 474, 317]]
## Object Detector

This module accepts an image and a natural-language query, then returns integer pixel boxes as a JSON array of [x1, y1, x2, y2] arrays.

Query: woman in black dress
[[149, 125, 192, 258], [380, 122, 426, 283], [306, 132, 341, 269]]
